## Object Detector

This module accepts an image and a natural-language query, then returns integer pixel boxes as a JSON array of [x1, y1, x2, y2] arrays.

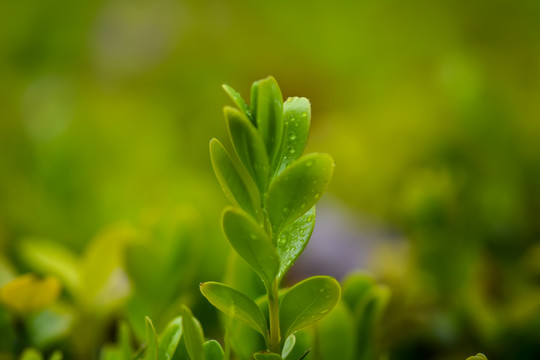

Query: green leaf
[[182, 306, 205, 360], [341, 273, 376, 311], [158, 316, 183, 360], [253, 352, 282, 360], [279, 276, 341, 339], [48, 352, 62, 360], [19, 349, 43, 360], [209, 138, 257, 216], [222, 208, 279, 286], [281, 334, 296, 359], [314, 302, 355, 360], [276, 207, 315, 280], [203, 340, 224, 360], [266, 153, 334, 236], [225, 106, 270, 192], [200, 282, 268, 339], [145, 317, 158, 360], [18, 238, 81, 298], [275, 97, 311, 175], [251, 76, 283, 164], [466, 354, 488, 360], [222, 84, 251, 121]]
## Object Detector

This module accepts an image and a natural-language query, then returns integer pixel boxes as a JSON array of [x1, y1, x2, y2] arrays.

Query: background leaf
[[279, 276, 341, 339]]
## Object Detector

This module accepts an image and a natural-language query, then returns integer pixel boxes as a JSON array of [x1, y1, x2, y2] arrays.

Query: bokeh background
[[1, 0, 540, 359]]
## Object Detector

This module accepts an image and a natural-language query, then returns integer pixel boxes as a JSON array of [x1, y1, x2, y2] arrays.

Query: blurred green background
[[1, 0, 540, 359]]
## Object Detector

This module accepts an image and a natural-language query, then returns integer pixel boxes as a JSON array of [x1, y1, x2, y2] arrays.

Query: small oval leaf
[[276, 207, 315, 280], [274, 97, 311, 175], [209, 138, 257, 216], [222, 84, 251, 121], [225, 106, 270, 192], [466, 354, 488, 360], [266, 153, 334, 236], [182, 306, 205, 360], [203, 340, 224, 360], [279, 276, 341, 339], [200, 281, 268, 339], [281, 334, 296, 359], [252, 76, 283, 164], [222, 208, 279, 286]]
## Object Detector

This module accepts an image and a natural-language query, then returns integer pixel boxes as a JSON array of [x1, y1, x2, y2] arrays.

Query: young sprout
[[202, 77, 340, 357]]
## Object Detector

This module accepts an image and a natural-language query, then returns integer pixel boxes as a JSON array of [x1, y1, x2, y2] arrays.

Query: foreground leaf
[[182, 306, 205, 360], [158, 316, 183, 360], [145, 317, 158, 360], [276, 207, 315, 280], [267, 153, 334, 236], [279, 276, 341, 339], [466, 354, 488, 360], [225, 106, 270, 192], [253, 352, 282, 360], [200, 281, 268, 339], [222, 208, 279, 286], [222, 84, 251, 121], [203, 340, 224, 360], [274, 97, 311, 175], [251, 76, 283, 163], [209, 138, 256, 216]]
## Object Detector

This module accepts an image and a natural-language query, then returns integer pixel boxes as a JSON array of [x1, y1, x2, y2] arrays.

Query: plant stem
[[268, 278, 281, 353]]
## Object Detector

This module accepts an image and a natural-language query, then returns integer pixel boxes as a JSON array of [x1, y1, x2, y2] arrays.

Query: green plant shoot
[[202, 76, 340, 356]]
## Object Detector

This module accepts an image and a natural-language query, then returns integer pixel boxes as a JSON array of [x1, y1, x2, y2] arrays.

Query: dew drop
[[302, 112, 307, 117], [314, 193, 320, 199], [306, 160, 314, 167], [289, 148, 296, 155]]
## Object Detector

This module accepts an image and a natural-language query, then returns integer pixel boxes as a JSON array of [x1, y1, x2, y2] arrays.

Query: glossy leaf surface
[[209, 138, 256, 216], [222, 208, 279, 285], [279, 276, 341, 339], [200, 281, 267, 339], [158, 316, 183, 360], [225, 106, 269, 192], [222, 84, 251, 121], [276, 207, 315, 280], [281, 334, 296, 359], [275, 97, 311, 175], [267, 153, 334, 236], [251, 76, 283, 163], [182, 306, 205, 360]]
